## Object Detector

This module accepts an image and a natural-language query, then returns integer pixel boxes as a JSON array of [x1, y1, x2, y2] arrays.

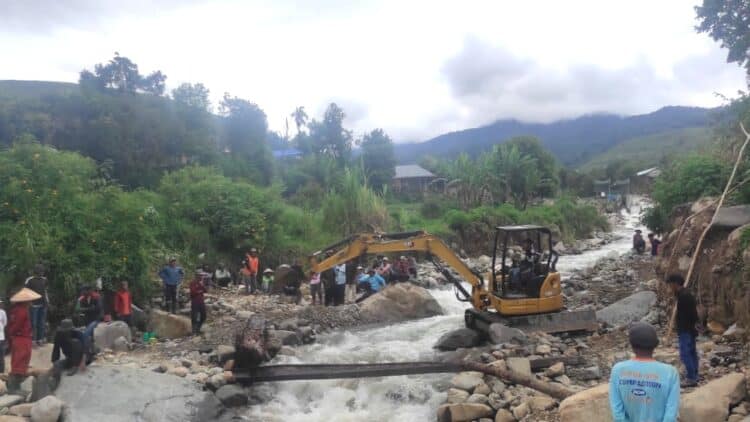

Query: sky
[[0, 0, 746, 142]]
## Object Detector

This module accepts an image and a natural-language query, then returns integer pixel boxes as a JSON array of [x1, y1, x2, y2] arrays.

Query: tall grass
[[321, 168, 390, 236]]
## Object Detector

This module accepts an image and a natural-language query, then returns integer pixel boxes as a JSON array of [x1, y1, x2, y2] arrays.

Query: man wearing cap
[[159, 258, 184, 313], [666, 274, 700, 387], [356, 268, 386, 303], [189, 270, 208, 336], [609, 322, 679, 421], [7, 288, 40, 392], [24, 264, 49, 347], [261, 268, 274, 294], [245, 249, 260, 294], [51, 319, 86, 376]]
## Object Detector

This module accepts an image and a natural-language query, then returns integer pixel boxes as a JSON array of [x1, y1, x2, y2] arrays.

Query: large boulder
[[436, 403, 493, 422], [55, 366, 225, 422], [451, 371, 484, 391], [559, 383, 612, 422], [435, 328, 481, 351], [596, 291, 657, 327], [30, 395, 64, 422], [487, 323, 526, 345], [359, 284, 443, 323], [714, 205, 750, 228], [215, 384, 248, 407], [94, 321, 132, 350], [680, 373, 746, 422], [150, 309, 192, 339]]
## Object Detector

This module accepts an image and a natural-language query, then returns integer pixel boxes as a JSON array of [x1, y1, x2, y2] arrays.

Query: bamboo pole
[[665, 122, 750, 337]]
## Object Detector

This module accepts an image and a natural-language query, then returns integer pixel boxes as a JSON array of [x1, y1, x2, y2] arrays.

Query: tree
[[360, 129, 396, 191], [309, 103, 352, 165], [504, 136, 559, 197], [78, 53, 167, 95], [696, 0, 750, 78], [489, 144, 541, 209], [219, 93, 273, 184], [172, 83, 211, 111], [290, 106, 308, 135]]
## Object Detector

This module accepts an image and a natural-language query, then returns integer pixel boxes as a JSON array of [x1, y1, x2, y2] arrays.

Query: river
[[245, 201, 646, 422]]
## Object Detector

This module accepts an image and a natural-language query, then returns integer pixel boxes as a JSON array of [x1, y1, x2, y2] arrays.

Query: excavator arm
[[309, 231, 490, 310]]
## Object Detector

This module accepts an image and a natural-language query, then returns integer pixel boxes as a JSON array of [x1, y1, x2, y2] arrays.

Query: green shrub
[[420, 198, 444, 219], [0, 141, 161, 304]]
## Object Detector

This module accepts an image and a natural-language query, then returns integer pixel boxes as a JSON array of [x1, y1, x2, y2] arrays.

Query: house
[[392, 164, 436, 194], [272, 148, 303, 160], [632, 167, 661, 193]]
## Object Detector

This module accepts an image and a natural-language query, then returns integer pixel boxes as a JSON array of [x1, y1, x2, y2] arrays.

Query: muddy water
[[245, 200, 646, 422]]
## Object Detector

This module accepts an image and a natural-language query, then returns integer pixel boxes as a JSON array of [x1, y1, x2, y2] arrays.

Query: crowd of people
[[307, 254, 417, 306], [0, 264, 135, 392], [0, 238, 706, 422]]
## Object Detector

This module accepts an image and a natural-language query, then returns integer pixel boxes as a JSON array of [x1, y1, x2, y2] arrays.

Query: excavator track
[[465, 308, 597, 334]]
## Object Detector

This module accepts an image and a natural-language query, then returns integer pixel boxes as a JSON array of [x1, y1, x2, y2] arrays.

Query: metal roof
[[496, 225, 550, 233], [636, 167, 659, 177], [393, 164, 435, 179]]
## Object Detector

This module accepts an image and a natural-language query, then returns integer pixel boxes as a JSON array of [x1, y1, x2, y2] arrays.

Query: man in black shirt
[[666, 274, 700, 387], [24, 264, 49, 346], [51, 319, 85, 376]]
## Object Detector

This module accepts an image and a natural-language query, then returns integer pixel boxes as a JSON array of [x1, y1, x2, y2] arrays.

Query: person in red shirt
[[189, 270, 207, 336], [7, 288, 39, 393], [245, 248, 260, 294], [114, 281, 133, 327]]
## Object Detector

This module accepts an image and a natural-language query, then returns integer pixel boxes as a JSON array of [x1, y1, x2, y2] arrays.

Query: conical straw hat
[[10, 287, 42, 303]]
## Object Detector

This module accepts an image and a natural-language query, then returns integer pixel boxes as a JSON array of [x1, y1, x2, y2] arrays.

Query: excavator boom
[[310, 231, 488, 310], [309, 230, 596, 334]]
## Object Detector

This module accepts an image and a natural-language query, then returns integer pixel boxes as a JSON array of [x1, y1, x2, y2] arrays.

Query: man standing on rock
[[333, 262, 347, 306], [245, 248, 260, 294], [648, 233, 661, 257], [609, 322, 679, 421], [667, 274, 700, 387], [189, 270, 208, 336], [159, 258, 184, 313], [114, 280, 133, 326], [633, 230, 646, 254], [24, 263, 49, 346], [7, 287, 40, 392]]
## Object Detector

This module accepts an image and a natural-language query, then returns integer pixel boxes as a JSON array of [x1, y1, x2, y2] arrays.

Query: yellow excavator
[[309, 227, 597, 334]]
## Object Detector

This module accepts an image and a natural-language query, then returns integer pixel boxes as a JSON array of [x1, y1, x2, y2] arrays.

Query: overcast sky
[[1, 0, 745, 141]]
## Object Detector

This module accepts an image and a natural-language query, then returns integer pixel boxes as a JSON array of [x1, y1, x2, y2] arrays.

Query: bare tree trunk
[[461, 361, 575, 400]]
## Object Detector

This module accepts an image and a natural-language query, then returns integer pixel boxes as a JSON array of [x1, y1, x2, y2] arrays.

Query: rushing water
[[246, 200, 647, 422]]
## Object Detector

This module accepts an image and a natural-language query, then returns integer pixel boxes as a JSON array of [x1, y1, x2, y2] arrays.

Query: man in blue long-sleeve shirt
[[609, 322, 679, 422], [159, 258, 184, 314]]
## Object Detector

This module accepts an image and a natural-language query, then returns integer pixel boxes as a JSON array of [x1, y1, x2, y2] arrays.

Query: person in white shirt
[[0, 300, 7, 374]]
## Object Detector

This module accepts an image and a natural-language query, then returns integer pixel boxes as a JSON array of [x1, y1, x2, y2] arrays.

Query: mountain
[[580, 126, 712, 171], [395, 106, 714, 165]]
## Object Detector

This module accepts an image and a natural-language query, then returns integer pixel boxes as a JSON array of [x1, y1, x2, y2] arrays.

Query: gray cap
[[628, 322, 659, 350]]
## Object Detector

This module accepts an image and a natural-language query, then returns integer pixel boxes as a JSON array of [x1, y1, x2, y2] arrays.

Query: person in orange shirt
[[245, 248, 260, 294], [114, 281, 133, 327]]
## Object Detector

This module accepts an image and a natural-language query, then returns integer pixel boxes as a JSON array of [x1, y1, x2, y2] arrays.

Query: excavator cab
[[491, 225, 559, 299]]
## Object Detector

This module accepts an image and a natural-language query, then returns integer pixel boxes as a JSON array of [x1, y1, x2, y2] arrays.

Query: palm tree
[[290, 106, 308, 135]]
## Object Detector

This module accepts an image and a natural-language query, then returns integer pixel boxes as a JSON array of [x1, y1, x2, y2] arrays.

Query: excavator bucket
[[504, 309, 598, 334]]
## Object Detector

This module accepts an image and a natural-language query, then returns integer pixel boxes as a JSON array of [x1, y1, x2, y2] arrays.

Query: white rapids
[[245, 199, 647, 422]]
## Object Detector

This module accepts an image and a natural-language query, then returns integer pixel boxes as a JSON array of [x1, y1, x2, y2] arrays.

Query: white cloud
[[0, 0, 745, 141]]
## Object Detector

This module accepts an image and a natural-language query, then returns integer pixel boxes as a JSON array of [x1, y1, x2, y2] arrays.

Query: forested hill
[[395, 106, 713, 165]]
